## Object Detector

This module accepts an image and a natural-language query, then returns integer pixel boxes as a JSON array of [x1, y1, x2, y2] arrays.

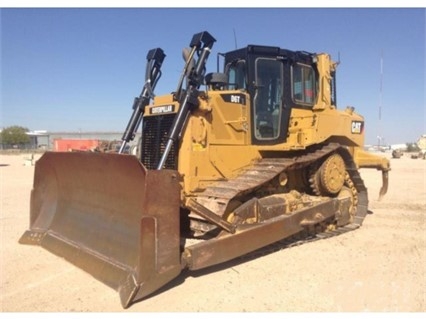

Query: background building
[[25, 131, 141, 151]]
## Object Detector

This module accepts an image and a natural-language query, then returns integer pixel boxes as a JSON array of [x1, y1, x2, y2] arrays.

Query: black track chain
[[194, 143, 369, 260], [195, 143, 342, 215]]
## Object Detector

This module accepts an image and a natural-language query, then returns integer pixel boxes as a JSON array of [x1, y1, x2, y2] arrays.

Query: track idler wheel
[[310, 153, 346, 196]]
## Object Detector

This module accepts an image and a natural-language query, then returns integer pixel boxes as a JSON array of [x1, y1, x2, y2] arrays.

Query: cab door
[[251, 57, 289, 145]]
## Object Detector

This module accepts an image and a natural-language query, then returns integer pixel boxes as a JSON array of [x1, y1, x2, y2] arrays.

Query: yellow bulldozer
[[20, 31, 390, 308]]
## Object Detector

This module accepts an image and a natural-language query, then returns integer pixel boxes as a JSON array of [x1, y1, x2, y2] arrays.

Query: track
[[192, 143, 369, 255]]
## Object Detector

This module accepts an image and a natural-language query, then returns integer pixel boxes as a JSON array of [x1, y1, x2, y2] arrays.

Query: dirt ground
[[1, 151, 425, 313]]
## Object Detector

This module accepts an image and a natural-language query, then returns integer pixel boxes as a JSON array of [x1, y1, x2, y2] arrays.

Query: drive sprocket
[[309, 153, 346, 196]]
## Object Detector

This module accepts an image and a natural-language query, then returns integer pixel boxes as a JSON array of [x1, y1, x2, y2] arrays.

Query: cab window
[[227, 60, 246, 90], [254, 58, 283, 140], [292, 63, 315, 105]]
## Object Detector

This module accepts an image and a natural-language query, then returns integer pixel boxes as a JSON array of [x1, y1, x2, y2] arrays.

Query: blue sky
[[1, 7, 425, 145]]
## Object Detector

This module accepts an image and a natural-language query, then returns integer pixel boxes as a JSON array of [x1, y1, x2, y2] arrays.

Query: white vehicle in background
[[417, 135, 426, 159]]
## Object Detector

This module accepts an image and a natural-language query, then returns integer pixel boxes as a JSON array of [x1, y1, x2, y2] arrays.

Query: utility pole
[[378, 50, 383, 149]]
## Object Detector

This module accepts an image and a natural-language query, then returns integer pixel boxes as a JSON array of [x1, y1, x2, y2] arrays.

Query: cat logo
[[351, 121, 364, 134], [150, 104, 175, 114]]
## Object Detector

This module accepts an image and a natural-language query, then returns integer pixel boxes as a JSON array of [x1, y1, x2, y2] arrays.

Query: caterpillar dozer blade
[[19, 151, 182, 308]]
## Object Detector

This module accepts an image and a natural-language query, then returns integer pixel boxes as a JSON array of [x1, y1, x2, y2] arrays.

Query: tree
[[406, 142, 420, 153], [0, 125, 30, 146]]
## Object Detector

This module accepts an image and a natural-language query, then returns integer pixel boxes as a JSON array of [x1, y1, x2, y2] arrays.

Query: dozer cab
[[20, 31, 390, 308]]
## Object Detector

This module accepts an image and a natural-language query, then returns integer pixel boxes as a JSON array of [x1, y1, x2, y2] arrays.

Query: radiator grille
[[141, 114, 177, 170]]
